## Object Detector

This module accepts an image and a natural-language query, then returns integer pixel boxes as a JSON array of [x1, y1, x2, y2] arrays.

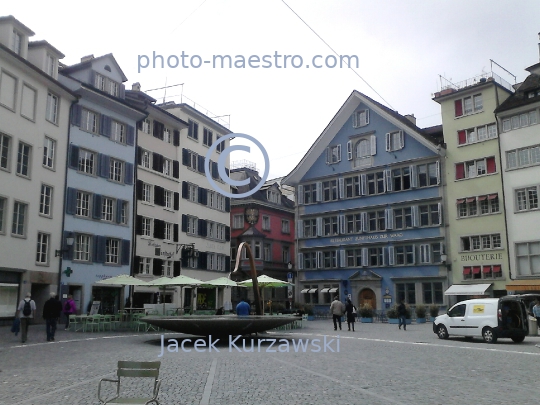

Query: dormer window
[[267, 190, 281, 204], [94, 72, 121, 97], [95, 73, 106, 91], [109, 81, 119, 97], [45, 53, 55, 77], [11, 30, 22, 55]]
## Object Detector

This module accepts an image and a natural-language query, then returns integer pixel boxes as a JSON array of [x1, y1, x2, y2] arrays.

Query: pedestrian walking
[[43, 292, 62, 341], [345, 298, 356, 332], [16, 292, 36, 344], [330, 296, 345, 331], [533, 300, 540, 332], [63, 294, 76, 330], [398, 300, 407, 331]]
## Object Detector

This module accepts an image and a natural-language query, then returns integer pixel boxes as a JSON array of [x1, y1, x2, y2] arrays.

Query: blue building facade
[[58, 54, 146, 313], [284, 91, 449, 313]]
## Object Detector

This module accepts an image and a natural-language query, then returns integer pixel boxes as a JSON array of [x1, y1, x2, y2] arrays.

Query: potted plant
[[415, 304, 427, 324], [304, 305, 315, 321], [429, 305, 440, 321], [386, 305, 399, 324], [358, 303, 374, 323]]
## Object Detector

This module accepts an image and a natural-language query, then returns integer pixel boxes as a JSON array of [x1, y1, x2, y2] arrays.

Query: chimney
[[132, 82, 141, 91], [404, 114, 416, 126], [81, 54, 94, 63]]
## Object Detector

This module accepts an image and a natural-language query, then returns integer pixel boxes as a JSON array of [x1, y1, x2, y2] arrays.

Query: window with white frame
[[454, 93, 482, 117], [391, 167, 411, 192], [111, 121, 126, 144], [516, 186, 539, 212], [187, 183, 198, 203], [216, 194, 225, 211], [95, 73, 106, 91], [368, 247, 384, 266], [109, 159, 123, 182], [254, 241, 262, 259], [164, 222, 173, 241], [75, 234, 91, 261], [323, 216, 339, 236], [188, 119, 199, 140], [101, 197, 115, 222], [0, 71, 17, 110], [76, 191, 90, 217], [262, 215, 270, 230], [120, 201, 128, 225], [516, 241, 540, 276], [0, 133, 10, 170], [0, 197, 6, 233], [43, 137, 55, 169], [105, 238, 120, 264], [39, 184, 52, 217], [455, 157, 496, 180], [187, 216, 198, 235], [353, 137, 374, 168], [418, 203, 440, 226], [36, 232, 50, 264], [11, 201, 27, 236], [78, 149, 95, 175], [323, 251, 338, 268], [282, 219, 290, 234], [139, 257, 151, 274], [163, 128, 171, 144], [267, 189, 281, 204], [367, 171, 385, 195], [368, 210, 386, 232], [45, 54, 55, 77], [422, 282, 443, 304], [303, 252, 317, 269], [393, 207, 413, 230], [233, 214, 244, 229], [207, 222, 215, 239], [417, 162, 438, 187], [46, 93, 59, 124], [326, 145, 341, 164], [164, 190, 173, 209], [386, 130, 404, 152], [353, 109, 369, 127], [142, 217, 152, 237], [203, 128, 213, 146], [16, 142, 31, 177], [215, 135, 225, 152], [142, 119, 151, 134], [263, 243, 271, 261], [11, 30, 22, 55], [394, 245, 415, 265], [457, 124, 497, 146], [322, 180, 338, 201], [345, 213, 362, 234], [506, 144, 540, 170], [162, 260, 173, 276], [141, 149, 151, 168], [81, 109, 98, 133], [344, 175, 361, 198], [502, 110, 538, 132], [461, 234, 501, 252], [303, 218, 317, 238], [302, 183, 317, 204], [346, 248, 363, 267], [163, 158, 172, 176], [282, 246, 290, 263]]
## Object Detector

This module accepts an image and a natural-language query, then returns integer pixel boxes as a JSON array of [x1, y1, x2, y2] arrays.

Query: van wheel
[[436, 324, 448, 339], [511, 336, 525, 343], [482, 327, 497, 344]]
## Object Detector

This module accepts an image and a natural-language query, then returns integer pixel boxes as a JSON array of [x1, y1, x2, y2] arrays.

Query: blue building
[[58, 54, 146, 313], [283, 90, 448, 313]]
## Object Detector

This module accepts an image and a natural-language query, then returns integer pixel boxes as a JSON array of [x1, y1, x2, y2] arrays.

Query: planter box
[[360, 317, 373, 323], [388, 318, 411, 324], [307, 315, 315, 321], [416, 317, 426, 324]]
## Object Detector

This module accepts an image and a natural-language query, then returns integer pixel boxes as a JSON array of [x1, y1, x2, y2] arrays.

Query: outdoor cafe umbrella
[[147, 275, 203, 314], [95, 275, 150, 312], [200, 277, 243, 288], [237, 275, 293, 310]]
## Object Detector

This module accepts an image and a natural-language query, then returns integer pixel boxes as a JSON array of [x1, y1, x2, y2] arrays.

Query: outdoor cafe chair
[[97, 361, 161, 405], [85, 315, 101, 332], [68, 315, 82, 332]]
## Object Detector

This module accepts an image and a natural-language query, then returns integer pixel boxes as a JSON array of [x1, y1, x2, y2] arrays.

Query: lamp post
[[287, 262, 294, 307]]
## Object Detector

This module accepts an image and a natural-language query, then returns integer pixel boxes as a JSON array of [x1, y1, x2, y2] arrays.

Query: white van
[[433, 297, 528, 343]]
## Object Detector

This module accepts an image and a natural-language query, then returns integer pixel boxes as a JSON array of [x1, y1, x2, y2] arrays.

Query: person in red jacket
[[63, 295, 76, 330]]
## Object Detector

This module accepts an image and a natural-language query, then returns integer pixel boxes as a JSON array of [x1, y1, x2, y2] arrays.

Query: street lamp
[[55, 234, 74, 257]]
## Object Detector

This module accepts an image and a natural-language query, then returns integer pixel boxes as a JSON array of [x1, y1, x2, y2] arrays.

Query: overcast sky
[[6, 0, 540, 179]]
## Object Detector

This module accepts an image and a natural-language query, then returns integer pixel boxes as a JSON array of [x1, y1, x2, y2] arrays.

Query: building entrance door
[[359, 288, 376, 310]]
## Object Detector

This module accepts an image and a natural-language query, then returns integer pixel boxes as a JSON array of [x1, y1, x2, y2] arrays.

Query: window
[[39, 184, 52, 217], [215, 135, 225, 152], [267, 189, 281, 204], [418, 204, 440, 226], [233, 214, 244, 229], [455, 94, 482, 117], [81, 109, 98, 133], [368, 210, 385, 232], [141, 149, 151, 168], [46, 93, 58, 124], [396, 283, 416, 305], [322, 180, 338, 201], [16, 142, 31, 177], [21, 84, 36, 120], [0, 133, 10, 170], [368, 247, 384, 266], [458, 194, 499, 217], [139, 257, 151, 274], [75, 234, 91, 261], [142, 183, 152, 203], [353, 137, 374, 168], [187, 216, 198, 235], [42, 137, 56, 169], [76, 191, 90, 217], [303, 252, 317, 269], [111, 121, 126, 144], [386, 130, 404, 151], [455, 157, 496, 180], [423, 282, 443, 304], [11, 30, 22, 55], [45, 54, 55, 77], [262, 215, 270, 230], [345, 213, 362, 234], [392, 167, 411, 192], [323, 251, 338, 268], [302, 183, 317, 204], [109, 159, 123, 183], [188, 119, 199, 140], [263, 243, 271, 261], [163, 128, 171, 144], [282, 219, 290, 234], [417, 162, 438, 187], [506, 145, 540, 170], [367, 172, 385, 195], [164, 190, 173, 209], [502, 110, 538, 132], [11, 201, 27, 236], [160, 158, 171, 177], [516, 187, 539, 212], [461, 234, 501, 251], [0, 71, 17, 110], [164, 222, 173, 241], [142, 119, 151, 134], [282, 246, 290, 263], [95, 73, 120, 97], [95, 73, 106, 91], [457, 124, 497, 146], [187, 183, 198, 203], [78, 149, 95, 175], [142, 217, 152, 237], [516, 241, 540, 276], [0, 197, 6, 233], [105, 238, 120, 264], [162, 260, 173, 276], [394, 245, 415, 265], [120, 201, 128, 225], [203, 128, 213, 146], [101, 197, 115, 222], [323, 216, 339, 236], [303, 218, 317, 238], [353, 109, 369, 127], [36, 233, 49, 264], [419, 243, 442, 264], [184, 149, 199, 171], [394, 207, 412, 230], [346, 248, 363, 267], [344, 176, 360, 198], [326, 145, 341, 164]]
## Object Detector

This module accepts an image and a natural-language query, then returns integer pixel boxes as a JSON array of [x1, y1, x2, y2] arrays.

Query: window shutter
[[388, 246, 395, 265], [66, 187, 77, 215], [316, 182, 322, 202], [361, 212, 368, 232], [94, 235, 106, 263], [486, 157, 496, 174], [199, 219, 207, 237], [182, 182, 188, 199], [316, 217, 323, 236], [412, 205, 419, 227], [154, 219, 164, 239], [347, 141, 353, 160], [225, 197, 231, 212], [173, 224, 179, 242], [385, 169, 393, 192], [121, 240, 130, 265], [410, 165, 418, 187], [136, 146, 142, 165], [225, 256, 231, 273], [152, 153, 161, 171], [153, 258, 163, 276], [458, 130, 466, 145], [225, 226, 230, 241], [198, 187, 205, 205], [154, 186, 164, 206], [173, 130, 180, 146], [93, 194, 102, 219], [99, 115, 111, 137], [69, 145, 79, 169], [399, 131, 404, 149], [173, 160, 179, 179], [454, 99, 463, 117], [340, 249, 346, 268], [338, 178, 344, 199], [339, 214, 345, 234], [337, 144, 342, 162], [198, 252, 207, 270], [382, 247, 388, 266], [124, 163, 133, 185], [212, 161, 219, 179], [325, 147, 330, 164], [437, 202, 442, 225], [370, 134, 377, 155], [173, 261, 181, 276], [365, 110, 370, 125], [174, 192, 180, 210], [317, 251, 323, 269], [297, 253, 304, 270], [436, 161, 440, 184], [362, 248, 368, 266], [297, 185, 304, 205], [136, 180, 143, 201], [98, 154, 109, 178], [385, 208, 394, 230], [181, 215, 187, 232], [296, 220, 304, 238], [455, 163, 465, 180], [352, 112, 358, 128], [198, 155, 205, 173], [182, 148, 189, 166], [385, 133, 391, 152], [126, 125, 135, 146], [71, 104, 82, 127], [135, 215, 143, 235], [361, 174, 367, 195], [115, 199, 123, 223]]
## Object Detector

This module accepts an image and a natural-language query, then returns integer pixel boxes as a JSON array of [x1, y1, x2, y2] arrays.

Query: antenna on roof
[[162, 77, 167, 104]]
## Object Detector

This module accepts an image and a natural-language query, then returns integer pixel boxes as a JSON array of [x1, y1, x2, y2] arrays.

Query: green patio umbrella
[[237, 275, 293, 312], [200, 277, 244, 288], [147, 275, 203, 314]]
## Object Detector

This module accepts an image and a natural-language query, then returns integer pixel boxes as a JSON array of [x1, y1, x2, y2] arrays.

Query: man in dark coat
[[398, 300, 407, 331], [43, 292, 62, 341]]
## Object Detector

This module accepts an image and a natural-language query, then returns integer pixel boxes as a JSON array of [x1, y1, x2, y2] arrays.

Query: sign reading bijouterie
[[330, 233, 404, 244], [460, 253, 504, 261]]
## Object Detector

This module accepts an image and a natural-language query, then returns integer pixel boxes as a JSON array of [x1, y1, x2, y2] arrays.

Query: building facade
[[0, 16, 76, 319], [58, 54, 145, 314], [284, 91, 448, 313], [433, 73, 512, 301]]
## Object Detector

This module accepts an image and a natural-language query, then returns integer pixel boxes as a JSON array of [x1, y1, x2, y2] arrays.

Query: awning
[[472, 266, 481, 274], [456, 199, 465, 204], [329, 288, 338, 293], [444, 283, 492, 296], [466, 197, 476, 203], [488, 193, 498, 200], [320, 288, 330, 293], [308, 288, 318, 293], [300, 288, 310, 293], [0, 283, 19, 287], [493, 265, 502, 273], [477, 195, 487, 201], [506, 279, 540, 291], [463, 267, 471, 275], [483, 266, 492, 273]]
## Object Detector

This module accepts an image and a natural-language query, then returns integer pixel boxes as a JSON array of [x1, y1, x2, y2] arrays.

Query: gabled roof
[[495, 73, 540, 114], [60, 53, 128, 82], [0, 15, 34, 36], [283, 90, 440, 186]]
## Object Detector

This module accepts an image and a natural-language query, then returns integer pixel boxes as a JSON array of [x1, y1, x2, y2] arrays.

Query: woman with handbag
[[345, 299, 356, 332]]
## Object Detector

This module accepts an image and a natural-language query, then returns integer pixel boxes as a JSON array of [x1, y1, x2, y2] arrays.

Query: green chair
[[85, 315, 101, 332], [98, 361, 161, 405], [68, 315, 81, 332], [101, 315, 113, 331]]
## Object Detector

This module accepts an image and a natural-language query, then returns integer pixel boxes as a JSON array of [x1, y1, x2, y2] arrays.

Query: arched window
[[356, 139, 370, 158]]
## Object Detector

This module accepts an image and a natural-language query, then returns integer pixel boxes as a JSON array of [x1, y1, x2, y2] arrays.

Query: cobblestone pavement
[[1, 320, 539, 405]]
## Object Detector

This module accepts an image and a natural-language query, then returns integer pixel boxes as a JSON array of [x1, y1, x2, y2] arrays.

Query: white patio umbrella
[[95, 275, 149, 313], [147, 275, 203, 314], [200, 277, 244, 288], [237, 275, 293, 311]]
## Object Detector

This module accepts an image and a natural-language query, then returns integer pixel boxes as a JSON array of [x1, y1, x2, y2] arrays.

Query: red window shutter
[[455, 163, 465, 180], [458, 130, 466, 145], [455, 100, 463, 117], [486, 157, 496, 173]]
